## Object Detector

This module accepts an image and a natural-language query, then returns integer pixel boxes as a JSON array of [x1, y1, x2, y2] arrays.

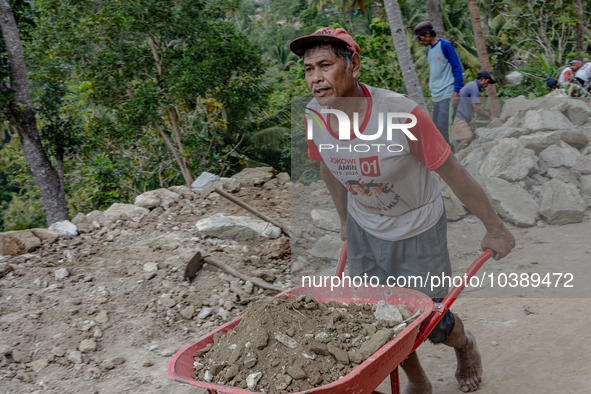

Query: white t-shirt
[[575, 63, 591, 81], [306, 84, 451, 241], [558, 66, 575, 83]]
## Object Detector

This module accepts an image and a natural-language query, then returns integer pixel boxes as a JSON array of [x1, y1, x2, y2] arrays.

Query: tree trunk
[[153, 122, 193, 187], [427, 0, 445, 39], [0, 0, 69, 225], [574, 0, 584, 60], [466, 0, 500, 117], [383, 0, 427, 111]]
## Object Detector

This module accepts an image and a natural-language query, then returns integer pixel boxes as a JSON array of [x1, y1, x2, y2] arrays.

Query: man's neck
[[429, 37, 439, 47]]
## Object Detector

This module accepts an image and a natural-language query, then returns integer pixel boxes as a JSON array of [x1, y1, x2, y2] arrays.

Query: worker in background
[[574, 62, 591, 88], [413, 21, 463, 148], [451, 71, 496, 153], [546, 77, 591, 99], [558, 60, 581, 83]]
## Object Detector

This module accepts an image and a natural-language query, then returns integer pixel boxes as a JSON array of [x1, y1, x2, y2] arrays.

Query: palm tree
[[466, 0, 500, 117], [427, 0, 445, 38], [574, 0, 584, 58], [383, 0, 427, 110]]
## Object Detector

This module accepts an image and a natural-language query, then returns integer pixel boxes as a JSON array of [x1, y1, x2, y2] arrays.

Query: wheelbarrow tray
[[167, 284, 434, 394]]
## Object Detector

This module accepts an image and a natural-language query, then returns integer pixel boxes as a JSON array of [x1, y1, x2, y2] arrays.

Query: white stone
[[311, 209, 341, 232], [374, 300, 403, 327], [461, 148, 486, 175], [479, 138, 537, 181], [539, 180, 586, 225], [485, 178, 539, 227], [196, 215, 281, 240], [49, 220, 78, 238], [198, 307, 213, 319], [191, 172, 220, 191], [143, 263, 159, 272], [68, 351, 83, 364], [231, 167, 276, 186], [78, 339, 97, 353], [518, 131, 561, 154], [309, 234, 344, 260], [275, 333, 298, 349], [104, 203, 149, 222], [134, 188, 181, 210], [54, 268, 70, 280], [539, 143, 580, 168], [580, 175, 591, 196], [505, 71, 523, 85], [246, 372, 262, 390], [86, 210, 107, 225]]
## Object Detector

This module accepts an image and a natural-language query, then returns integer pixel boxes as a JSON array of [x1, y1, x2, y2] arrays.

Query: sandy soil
[[1, 180, 590, 394]]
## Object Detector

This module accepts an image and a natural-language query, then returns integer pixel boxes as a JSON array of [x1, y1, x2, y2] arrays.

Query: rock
[[168, 185, 193, 199], [308, 340, 330, 356], [246, 371, 263, 390], [287, 366, 307, 380], [461, 148, 485, 175], [0, 344, 13, 355], [180, 305, 194, 320], [394, 323, 407, 335], [110, 356, 125, 365], [30, 228, 58, 244], [478, 127, 528, 143], [0, 230, 42, 256], [198, 307, 213, 319], [204, 370, 213, 382], [86, 210, 107, 225], [539, 143, 580, 168], [484, 178, 539, 227], [51, 346, 65, 357], [30, 358, 48, 372], [359, 328, 395, 360], [217, 308, 231, 321], [54, 268, 70, 280], [94, 329, 103, 338], [518, 131, 561, 154], [314, 332, 329, 343], [275, 333, 298, 349], [579, 175, 591, 196], [79, 339, 97, 353], [95, 310, 109, 324], [77, 222, 94, 234], [243, 353, 257, 368], [12, 349, 31, 363], [231, 167, 276, 186], [160, 296, 176, 308], [547, 167, 579, 185], [563, 100, 591, 126], [224, 365, 240, 380], [71, 212, 88, 225], [523, 109, 574, 132], [134, 188, 181, 210], [560, 129, 589, 149], [361, 323, 377, 335], [440, 181, 467, 221], [327, 342, 349, 365], [48, 220, 78, 238], [480, 138, 536, 181], [263, 178, 278, 190], [104, 203, 149, 222], [277, 172, 291, 185], [374, 300, 403, 327], [311, 209, 341, 232], [505, 71, 524, 86], [196, 215, 281, 240], [68, 351, 83, 364], [275, 374, 293, 390], [218, 177, 241, 192], [160, 348, 174, 357], [244, 280, 254, 294], [143, 262, 159, 272], [349, 350, 364, 364], [191, 172, 220, 191], [572, 155, 591, 176], [500, 96, 531, 121], [309, 234, 344, 260], [488, 118, 504, 128], [539, 180, 586, 225]]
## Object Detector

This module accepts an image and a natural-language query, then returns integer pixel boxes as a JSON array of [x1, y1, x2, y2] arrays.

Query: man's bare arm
[[472, 103, 493, 121], [320, 161, 349, 241], [435, 154, 515, 259]]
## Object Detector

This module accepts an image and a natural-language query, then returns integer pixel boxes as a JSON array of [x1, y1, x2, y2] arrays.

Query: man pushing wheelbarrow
[[289, 27, 515, 393]]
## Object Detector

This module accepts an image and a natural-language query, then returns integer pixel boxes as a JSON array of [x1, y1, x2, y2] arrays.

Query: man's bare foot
[[401, 379, 433, 394], [454, 329, 483, 392]]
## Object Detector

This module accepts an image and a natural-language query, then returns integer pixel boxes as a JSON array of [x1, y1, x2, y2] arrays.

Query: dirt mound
[[193, 295, 416, 393]]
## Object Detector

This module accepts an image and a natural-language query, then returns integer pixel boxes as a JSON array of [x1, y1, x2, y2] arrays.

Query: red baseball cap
[[289, 27, 364, 57]]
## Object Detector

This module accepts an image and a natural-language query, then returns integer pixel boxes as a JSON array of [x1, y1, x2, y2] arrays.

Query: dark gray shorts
[[346, 208, 452, 299], [346, 208, 455, 344]]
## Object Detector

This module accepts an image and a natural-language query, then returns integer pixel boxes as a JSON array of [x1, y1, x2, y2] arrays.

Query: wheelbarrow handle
[[411, 249, 494, 350]]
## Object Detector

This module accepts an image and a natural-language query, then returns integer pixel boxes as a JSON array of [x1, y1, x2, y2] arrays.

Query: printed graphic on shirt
[[346, 178, 401, 212]]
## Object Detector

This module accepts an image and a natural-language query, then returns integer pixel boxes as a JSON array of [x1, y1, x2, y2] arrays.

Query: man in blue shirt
[[452, 71, 496, 152], [413, 22, 464, 145]]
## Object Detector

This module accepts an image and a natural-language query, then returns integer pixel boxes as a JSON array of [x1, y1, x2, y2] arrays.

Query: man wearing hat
[[558, 60, 582, 83], [413, 21, 464, 146], [546, 77, 591, 99], [451, 71, 496, 152], [290, 27, 515, 393]]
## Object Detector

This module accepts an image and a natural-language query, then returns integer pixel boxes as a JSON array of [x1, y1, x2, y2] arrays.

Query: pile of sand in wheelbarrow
[[193, 295, 421, 393]]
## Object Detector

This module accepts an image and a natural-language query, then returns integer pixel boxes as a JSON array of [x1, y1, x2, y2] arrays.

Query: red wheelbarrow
[[168, 243, 494, 394]]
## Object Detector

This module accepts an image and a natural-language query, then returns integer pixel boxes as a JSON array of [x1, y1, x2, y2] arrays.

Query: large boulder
[[546, 167, 579, 185], [461, 148, 486, 175], [309, 234, 344, 260], [484, 178, 538, 227], [168, 185, 193, 199], [311, 210, 341, 232], [134, 188, 181, 210], [538, 142, 580, 168], [49, 220, 78, 238], [30, 228, 58, 244], [231, 167, 276, 186], [518, 131, 561, 154], [479, 139, 537, 181], [571, 155, 591, 176], [71, 213, 88, 226], [104, 203, 149, 222], [478, 127, 528, 144], [539, 180, 586, 225], [563, 100, 591, 126], [500, 96, 531, 121], [560, 129, 589, 149], [86, 210, 107, 225], [195, 215, 281, 240], [191, 172, 220, 192], [0, 230, 42, 256], [440, 182, 467, 221], [579, 175, 591, 196], [522, 109, 574, 132]]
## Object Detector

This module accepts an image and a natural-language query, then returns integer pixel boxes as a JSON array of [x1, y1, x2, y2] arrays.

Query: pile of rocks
[[452, 96, 591, 226]]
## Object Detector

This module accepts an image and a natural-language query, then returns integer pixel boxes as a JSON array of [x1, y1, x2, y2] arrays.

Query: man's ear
[[351, 52, 361, 79]]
